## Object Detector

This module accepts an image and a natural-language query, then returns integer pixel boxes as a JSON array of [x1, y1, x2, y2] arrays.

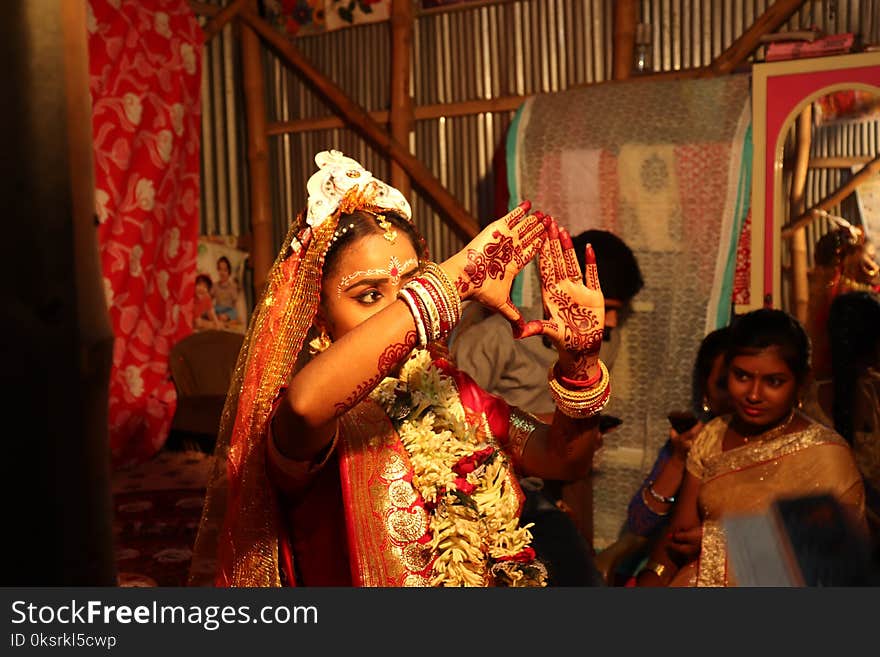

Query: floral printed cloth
[[265, 0, 390, 38], [88, 0, 202, 466]]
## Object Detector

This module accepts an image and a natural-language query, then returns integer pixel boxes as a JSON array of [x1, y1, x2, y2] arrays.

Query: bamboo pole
[[201, 0, 247, 42], [789, 106, 811, 323], [241, 2, 274, 295], [390, 0, 414, 199], [613, 0, 638, 80], [711, 0, 806, 74], [237, 6, 479, 241], [782, 154, 880, 237]]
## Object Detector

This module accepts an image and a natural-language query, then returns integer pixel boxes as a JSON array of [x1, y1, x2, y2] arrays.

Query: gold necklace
[[740, 409, 796, 445], [839, 275, 878, 293]]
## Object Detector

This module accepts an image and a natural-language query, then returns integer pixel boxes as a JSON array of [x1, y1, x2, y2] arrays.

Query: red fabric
[[436, 359, 512, 445], [89, 0, 203, 466]]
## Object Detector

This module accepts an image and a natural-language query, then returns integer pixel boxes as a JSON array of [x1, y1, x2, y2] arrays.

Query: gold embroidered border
[[338, 400, 433, 587], [696, 520, 727, 587], [703, 422, 847, 482]]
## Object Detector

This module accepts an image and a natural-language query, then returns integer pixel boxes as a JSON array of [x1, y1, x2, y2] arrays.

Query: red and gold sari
[[672, 415, 865, 587]]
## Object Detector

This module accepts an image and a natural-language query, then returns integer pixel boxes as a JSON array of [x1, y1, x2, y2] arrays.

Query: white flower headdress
[[305, 150, 412, 229]]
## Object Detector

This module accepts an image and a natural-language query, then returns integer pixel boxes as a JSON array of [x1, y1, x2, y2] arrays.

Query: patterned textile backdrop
[[509, 75, 751, 547], [265, 0, 391, 38], [89, 0, 203, 467]]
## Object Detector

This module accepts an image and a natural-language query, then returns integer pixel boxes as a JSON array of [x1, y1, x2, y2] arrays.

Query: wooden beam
[[613, 0, 638, 80], [241, 2, 274, 295], [808, 156, 873, 169], [188, 0, 220, 17], [237, 6, 479, 241], [782, 154, 880, 237], [390, 0, 415, 199], [789, 106, 811, 324], [711, 0, 806, 75], [201, 0, 247, 42], [266, 66, 712, 136]]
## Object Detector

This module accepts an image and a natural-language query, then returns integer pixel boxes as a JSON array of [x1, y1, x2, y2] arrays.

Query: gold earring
[[701, 397, 711, 414], [308, 328, 332, 356]]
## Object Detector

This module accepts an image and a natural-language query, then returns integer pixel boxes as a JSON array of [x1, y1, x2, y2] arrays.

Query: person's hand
[[518, 216, 605, 379], [440, 201, 545, 332], [669, 422, 702, 462], [667, 526, 702, 561]]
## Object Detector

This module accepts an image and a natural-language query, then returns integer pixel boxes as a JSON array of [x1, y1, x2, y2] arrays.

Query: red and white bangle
[[398, 262, 463, 346], [398, 287, 429, 346]]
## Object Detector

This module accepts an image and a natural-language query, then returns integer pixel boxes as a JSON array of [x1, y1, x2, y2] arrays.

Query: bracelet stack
[[398, 262, 462, 347], [547, 359, 611, 419]]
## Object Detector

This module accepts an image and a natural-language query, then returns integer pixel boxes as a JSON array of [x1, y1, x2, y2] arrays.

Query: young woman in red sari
[[190, 150, 611, 587]]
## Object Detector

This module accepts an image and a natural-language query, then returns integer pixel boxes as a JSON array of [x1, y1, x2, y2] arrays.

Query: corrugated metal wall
[[265, 0, 613, 261], [198, 0, 880, 261], [199, 2, 248, 237], [640, 0, 880, 71]]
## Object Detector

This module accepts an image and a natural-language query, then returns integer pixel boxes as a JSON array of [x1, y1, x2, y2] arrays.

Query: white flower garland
[[370, 349, 547, 587]]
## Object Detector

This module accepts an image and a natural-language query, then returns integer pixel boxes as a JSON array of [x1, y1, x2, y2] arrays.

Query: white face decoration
[[335, 256, 419, 298]]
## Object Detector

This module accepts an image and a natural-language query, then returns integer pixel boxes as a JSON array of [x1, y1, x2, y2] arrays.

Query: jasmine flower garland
[[370, 349, 547, 587]]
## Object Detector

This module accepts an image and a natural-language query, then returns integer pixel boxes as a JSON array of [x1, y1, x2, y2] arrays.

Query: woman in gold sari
[[190, 150, 610, 587], [637, 309, 865, 587]]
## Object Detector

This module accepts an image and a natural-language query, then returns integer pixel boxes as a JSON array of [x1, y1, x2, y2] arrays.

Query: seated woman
[[636, 308, 866, 587], [594, 327, 732, 584], [625, 326, 732, 541], [190, 150, 610, 587]]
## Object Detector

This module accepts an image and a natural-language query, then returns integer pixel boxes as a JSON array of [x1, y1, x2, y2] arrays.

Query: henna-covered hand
[[519, 216, 605, 379], [440, 200, 545, 332]]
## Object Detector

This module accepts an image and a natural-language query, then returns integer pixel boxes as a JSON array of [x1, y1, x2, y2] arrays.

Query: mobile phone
[[598, 414, 623, 433], [667, 411, 699, 434]]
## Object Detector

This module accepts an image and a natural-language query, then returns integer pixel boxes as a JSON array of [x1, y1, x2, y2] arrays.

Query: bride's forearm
[[274, 300, 418, 460]]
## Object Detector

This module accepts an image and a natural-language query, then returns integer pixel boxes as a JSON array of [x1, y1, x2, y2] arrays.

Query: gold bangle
[[547, 360, 610, 402], [642, 560, 666, 579], [547, 360, 611, 417]]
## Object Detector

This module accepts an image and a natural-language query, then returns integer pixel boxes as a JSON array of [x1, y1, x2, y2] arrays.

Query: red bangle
[[555, 363, 602, 389]]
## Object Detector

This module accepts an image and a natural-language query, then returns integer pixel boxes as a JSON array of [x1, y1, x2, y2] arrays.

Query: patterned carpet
[[112, 449, 213, 587]]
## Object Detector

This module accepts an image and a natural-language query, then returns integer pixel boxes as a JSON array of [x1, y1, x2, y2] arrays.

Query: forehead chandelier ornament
[[297, 149, 412, 247]]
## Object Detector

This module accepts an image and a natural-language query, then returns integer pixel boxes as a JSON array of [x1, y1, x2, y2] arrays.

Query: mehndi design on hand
[[450, 200, 546, 331], [519, 216, 605, 378]]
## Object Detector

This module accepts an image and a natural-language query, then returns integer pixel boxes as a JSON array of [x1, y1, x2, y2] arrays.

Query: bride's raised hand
[[519, 216, 605, 379], [440, 201, 546, 332]]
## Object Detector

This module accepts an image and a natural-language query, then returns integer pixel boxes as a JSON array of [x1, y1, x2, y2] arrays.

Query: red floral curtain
[[88, 0, 202, 466]]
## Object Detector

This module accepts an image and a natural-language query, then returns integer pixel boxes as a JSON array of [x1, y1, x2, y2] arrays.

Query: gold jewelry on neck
[[740, 409, 796, 445], [839, 274, 877, 293]]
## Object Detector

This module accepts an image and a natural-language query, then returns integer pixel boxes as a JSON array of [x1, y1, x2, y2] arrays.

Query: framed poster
[[748, 51, 880, 311]]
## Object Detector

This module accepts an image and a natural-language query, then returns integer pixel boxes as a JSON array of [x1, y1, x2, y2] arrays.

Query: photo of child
[[193, 273, 220, 331], [193, 237, 249, 334]]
